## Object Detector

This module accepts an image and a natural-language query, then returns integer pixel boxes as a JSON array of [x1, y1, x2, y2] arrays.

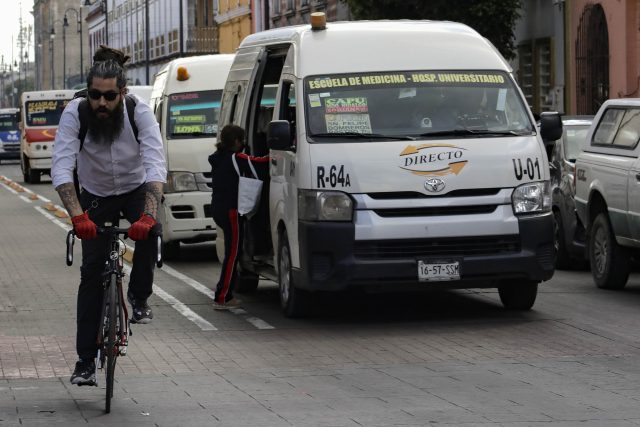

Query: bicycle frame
[[66, 224, 163, 413]]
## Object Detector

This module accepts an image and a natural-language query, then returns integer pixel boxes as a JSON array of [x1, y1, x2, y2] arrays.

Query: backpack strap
[[77, 99, 90, 151], [77, 94, 139, 150], [125, 94, 139, 142]]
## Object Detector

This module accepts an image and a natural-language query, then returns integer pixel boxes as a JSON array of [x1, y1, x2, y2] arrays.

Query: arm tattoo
[[143, 182, 164, 218], [55, 183, 83, 217]]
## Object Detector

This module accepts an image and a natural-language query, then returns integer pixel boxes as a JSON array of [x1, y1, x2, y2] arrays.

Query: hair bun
[[93, 45, 130, 66]]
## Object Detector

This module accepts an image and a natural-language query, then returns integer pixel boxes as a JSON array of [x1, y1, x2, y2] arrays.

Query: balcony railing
[[186, 27, 218, 54]]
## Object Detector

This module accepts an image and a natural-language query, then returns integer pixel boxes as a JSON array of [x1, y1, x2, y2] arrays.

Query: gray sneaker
[[128, 291, 153, 324], [213, 298, 242, 310], [70, 359, 97, 386]]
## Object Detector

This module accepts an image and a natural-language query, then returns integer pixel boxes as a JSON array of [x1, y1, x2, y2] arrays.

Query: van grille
[[354, 235, 520, 259], [366, 188, 501, 200], [373, 205, 497, 217]]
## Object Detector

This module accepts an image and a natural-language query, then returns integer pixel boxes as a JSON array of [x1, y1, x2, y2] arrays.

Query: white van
[[149, 54, 234, 258], [20, 89, 76, 183], [128, 85, 153, 104], [217, 17, 562, 317]]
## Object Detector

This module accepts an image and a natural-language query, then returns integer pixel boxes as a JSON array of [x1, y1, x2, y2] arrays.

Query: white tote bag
[[232, 154, 263, 218]]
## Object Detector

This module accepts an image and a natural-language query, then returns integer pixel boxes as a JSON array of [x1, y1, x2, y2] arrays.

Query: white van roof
[[238, 20, 511, 77], [127, 85, 152, 103], [153, 54, 235, 95]]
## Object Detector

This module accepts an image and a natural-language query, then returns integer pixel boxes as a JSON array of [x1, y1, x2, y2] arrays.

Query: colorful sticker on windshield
[[325, 97, 368, 113], [325, 113, 372, 134], [308, 94, 321, 108]]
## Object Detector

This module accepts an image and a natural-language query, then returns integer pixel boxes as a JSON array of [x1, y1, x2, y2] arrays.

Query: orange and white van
[[20, 89, 75, 183]]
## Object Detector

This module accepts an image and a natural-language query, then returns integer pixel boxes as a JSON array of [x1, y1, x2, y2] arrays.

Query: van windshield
[[24, 100, 70, 127], [304, 70, 533, 141], [0, 113, 18, 131], [167, 90, 222, 139]]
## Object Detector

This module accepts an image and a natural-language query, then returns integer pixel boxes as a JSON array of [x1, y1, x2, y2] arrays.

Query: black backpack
[[72, 89, 140, 196]]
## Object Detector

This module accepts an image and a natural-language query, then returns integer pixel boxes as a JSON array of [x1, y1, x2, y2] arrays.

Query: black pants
[[76, 186, 158, 360], [213, 207, 244, 304]]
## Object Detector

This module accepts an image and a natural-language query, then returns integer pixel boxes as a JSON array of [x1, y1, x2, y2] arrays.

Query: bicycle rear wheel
[[105, 274, 119, 413]]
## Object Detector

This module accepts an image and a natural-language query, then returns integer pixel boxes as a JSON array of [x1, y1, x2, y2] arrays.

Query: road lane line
[[33, 206, 218, 331], [4, 180, 275, 330], [154, 263, 275, 330]]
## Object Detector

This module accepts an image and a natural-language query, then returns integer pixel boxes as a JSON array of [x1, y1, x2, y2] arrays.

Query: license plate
[[418, 260, 460, 282]]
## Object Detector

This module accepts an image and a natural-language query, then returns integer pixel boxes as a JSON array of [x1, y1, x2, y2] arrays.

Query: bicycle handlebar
[[66, 226, 163, 268]]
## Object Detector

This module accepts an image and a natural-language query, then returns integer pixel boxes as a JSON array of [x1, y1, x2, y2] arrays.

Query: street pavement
[[2, 173, 640, 426]]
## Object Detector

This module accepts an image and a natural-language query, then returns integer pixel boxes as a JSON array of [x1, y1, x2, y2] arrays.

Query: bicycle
[[66, 223, 163, 413]]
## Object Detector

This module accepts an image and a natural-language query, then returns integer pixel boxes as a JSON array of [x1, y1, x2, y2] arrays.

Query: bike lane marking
[[0, 176, 274, 330]]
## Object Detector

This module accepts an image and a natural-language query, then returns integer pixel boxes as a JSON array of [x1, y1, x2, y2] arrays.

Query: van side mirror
[[540, 112, 563, 142], [539, 112, 563, 160], [267, 120, 293, 151]]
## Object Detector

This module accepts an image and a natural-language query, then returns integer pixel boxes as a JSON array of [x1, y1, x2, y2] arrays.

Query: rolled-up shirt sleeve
[[51, 99, 81, 189], [134, 98, 167, 183]]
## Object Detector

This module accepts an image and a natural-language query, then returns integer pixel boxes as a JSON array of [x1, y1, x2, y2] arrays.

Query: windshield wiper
[[310, 132, 415, 140], [418, 129, 530, 137]]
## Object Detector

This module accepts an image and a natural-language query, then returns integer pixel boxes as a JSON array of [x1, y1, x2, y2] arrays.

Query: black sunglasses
[[87, 89, 120, 101]]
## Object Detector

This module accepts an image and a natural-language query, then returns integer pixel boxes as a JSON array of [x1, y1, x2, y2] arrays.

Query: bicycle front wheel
[[105, 274, 119, 413]]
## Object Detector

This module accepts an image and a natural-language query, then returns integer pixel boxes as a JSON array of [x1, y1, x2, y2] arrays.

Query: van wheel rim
[[280, 246, 290, 304], [593, 226, 608, 275]]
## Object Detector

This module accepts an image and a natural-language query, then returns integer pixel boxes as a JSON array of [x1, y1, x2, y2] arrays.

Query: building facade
[[515, 0, 640, 116], [215, 0, 252, 54], [268, 0, 351, 28], [513, 0, 565, 115], [83, 0, 217, 86], [569, 0, 639, 115], [33, 0, 89, 90]]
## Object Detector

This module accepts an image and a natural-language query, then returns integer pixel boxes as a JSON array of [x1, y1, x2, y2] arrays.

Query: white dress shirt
[[52, 94, 167, 197]]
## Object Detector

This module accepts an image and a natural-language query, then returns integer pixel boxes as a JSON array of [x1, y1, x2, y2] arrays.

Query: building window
[[517, 38, 553, 114], [272, 0, 281, 15]]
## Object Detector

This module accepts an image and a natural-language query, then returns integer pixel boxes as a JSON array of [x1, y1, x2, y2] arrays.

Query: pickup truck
[[574, 98, 640, 289]]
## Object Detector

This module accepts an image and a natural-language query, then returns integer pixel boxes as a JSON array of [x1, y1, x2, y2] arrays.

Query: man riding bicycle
[[51, 46, 166, 386]]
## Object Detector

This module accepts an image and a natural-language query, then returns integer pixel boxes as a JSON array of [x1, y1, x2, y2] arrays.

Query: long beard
[[87, 100, 124, 145]]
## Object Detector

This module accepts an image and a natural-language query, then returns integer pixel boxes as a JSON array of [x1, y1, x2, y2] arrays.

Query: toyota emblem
[[424, 178, 445, 193]]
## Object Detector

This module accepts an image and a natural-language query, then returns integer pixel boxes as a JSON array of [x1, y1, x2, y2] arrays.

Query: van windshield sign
[[307, 72, 507, 90], [304, 70, 532, 142], [25, 100, 70, 127], [167, 90, 222, 139]]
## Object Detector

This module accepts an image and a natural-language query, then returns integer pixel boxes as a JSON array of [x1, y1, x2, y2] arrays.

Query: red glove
[[128, 214, 156, 241], [71, 211, 97, 240]]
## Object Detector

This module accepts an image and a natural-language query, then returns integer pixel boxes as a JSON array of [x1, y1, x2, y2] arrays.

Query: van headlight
[[164, 171, 198, 193], [512, 181, 551, 214], [298, 189, 353, 221]]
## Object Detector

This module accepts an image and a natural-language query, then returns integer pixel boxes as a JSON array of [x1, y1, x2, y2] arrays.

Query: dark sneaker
[[128, 291, 153, 324], [70, 359, 97, 386]]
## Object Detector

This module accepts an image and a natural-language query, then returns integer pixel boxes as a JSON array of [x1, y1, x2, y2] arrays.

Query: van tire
[[589, 212, 630, 289], [22, 156, 30, 183], [498, 281, 538, 310], [29, 168, 41, 184], [553, 211, 572, 270], [278, 231, 310, 318], [162, 240, 180, 261], [236, 268, 259, 293]]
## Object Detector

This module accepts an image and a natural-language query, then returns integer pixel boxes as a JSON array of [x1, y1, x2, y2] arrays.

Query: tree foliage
[[342, 0, 522, 60]]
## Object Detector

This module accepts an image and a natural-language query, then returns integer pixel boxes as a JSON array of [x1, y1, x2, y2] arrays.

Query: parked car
[[550, 116, 593, 269], [574, 99, 640, 289]]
